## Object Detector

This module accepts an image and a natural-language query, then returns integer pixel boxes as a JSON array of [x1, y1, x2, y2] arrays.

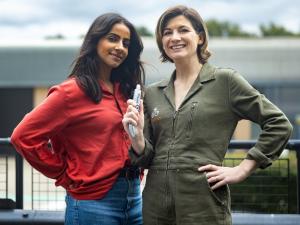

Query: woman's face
[[96, 22, 130, 69], [162, 15, 203, 62]]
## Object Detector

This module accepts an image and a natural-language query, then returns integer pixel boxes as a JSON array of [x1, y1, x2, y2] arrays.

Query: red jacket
[[11, 78, 132, 200]]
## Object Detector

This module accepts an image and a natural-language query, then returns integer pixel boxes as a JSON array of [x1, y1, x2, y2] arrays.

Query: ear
[[198, 33, 204, 45]]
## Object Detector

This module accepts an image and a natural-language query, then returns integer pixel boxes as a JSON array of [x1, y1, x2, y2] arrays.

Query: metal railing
[[226, 157, 290, 213], [1, 211, 300, 225], [1, 138, 300, 213]]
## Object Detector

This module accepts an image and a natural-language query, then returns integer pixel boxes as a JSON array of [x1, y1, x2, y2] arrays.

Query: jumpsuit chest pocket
[[185, 102, 198, 139]]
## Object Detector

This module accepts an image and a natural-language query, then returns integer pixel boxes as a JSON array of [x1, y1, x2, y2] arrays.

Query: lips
[[110, 52, 124, 61], [169, 44, 186, 50]]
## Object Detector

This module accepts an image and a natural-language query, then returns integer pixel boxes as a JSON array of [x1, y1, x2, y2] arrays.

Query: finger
[[125, 111, 139, 124], [211, 180, 227, 190], [206, 170, 221, 179], [123, 111, 139, 123], [122, 118, 130, 133], [123, 118, 137, 127], [207, 175, 222, 184], [127, 99, 137, 107], [139, 99, 144, 114], [125, 109, 139, 118], [127, 105, 139, 114], [198, 164, 218, 172]]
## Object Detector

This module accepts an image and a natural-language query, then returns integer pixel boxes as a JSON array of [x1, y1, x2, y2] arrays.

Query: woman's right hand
[[122, 99, 145, 155]]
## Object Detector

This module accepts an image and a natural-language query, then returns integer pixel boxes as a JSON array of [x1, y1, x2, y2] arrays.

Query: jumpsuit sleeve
[[10, 85, 71, 179], [129, 90, 155, 168], [228, 71, 293, 169]]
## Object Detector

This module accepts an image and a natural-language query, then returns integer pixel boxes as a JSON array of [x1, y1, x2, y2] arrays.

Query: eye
[[106, 34, 119, 42], [163, 30, 172, 36], [179, 28, 189, 33], [123, 39, 130, 48]]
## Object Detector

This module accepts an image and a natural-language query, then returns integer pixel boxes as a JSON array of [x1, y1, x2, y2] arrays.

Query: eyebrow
[[107, 32, 130, 41], [163, 25, 190, 31]]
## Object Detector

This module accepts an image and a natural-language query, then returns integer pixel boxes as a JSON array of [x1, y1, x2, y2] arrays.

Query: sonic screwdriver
[[128, 84, 141, 138]]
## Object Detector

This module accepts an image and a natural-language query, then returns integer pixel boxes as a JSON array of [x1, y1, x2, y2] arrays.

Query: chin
[[170, 55, 186, 61], [109, 61, 123, 68], [167, 52, 186, 58]]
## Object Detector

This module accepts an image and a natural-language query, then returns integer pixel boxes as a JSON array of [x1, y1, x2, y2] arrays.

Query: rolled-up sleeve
[[229, 71, 293, 169]]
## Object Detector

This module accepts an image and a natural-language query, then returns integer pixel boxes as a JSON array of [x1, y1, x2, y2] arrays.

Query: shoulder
[[211, 66, 256, 94], [57, 78, 81, 92], [212, 65, 237, 80], [147, 79, 169, 88], [210, 65, 249, 86], [48, 78, 84, 99], [144, 79, 168, 95]]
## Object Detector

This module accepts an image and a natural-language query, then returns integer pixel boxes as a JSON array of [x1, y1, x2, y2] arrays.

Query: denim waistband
[[118, 167, 140, 179]]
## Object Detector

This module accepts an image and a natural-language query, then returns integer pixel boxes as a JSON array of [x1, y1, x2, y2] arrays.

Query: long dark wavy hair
[[69, 13, 144, 103]]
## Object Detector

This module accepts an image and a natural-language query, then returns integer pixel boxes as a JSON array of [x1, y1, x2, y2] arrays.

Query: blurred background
[[1, 0, 300, 215]]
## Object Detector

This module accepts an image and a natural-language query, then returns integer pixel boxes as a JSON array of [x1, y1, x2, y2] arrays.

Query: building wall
[[1, 38, 299, 140], [33, 87, 48, 107]]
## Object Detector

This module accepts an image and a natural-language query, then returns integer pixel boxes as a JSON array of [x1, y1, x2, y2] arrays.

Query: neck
[[174, 56, 202, 82], [98, 65, 112, 83]]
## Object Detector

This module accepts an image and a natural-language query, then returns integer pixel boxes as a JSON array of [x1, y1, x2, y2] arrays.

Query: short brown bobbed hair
[[155, 5, 211, 64]]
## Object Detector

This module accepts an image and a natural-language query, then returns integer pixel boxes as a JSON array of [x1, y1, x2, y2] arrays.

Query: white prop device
[[128, 84, 141, 138]]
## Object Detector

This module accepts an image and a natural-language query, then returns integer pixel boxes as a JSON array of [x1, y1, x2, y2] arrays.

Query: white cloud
[[0, 0, 299, 41], [0, 0, 49, 24]]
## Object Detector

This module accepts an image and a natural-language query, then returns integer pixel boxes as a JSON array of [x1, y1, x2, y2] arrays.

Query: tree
[[136, 26, 153, 37], [206, 19, 255, 38], [44, 34, 65, 40], [260, 22, 299, 37]]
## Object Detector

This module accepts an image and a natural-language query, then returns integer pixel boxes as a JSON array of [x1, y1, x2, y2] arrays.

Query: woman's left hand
[[198, 159, 257, 190]]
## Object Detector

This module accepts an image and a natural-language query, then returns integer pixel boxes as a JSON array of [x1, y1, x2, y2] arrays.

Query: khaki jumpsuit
[[130, 63, 293, 225]]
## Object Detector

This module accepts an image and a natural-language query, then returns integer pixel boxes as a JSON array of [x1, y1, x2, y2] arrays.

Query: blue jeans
[[65, 177, 142, 225]]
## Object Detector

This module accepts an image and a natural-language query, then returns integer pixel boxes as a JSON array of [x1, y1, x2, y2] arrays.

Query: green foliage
[[136, 26, 153, 37], [206, 19, 300, 38], [260, 22, 300, 37], [44, 34, 65, 40], [206, 19, 256, 38]]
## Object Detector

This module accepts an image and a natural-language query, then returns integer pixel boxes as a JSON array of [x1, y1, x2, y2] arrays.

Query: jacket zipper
[[186, 102, 197, 138], [167, 111, 177, 170]]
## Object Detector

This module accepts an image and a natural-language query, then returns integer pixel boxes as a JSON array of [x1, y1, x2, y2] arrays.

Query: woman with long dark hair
[[11, 13, 144, 225]]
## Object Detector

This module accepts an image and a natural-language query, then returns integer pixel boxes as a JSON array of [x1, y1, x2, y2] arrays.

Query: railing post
[[0, 137, 24, 209], [296, 149, 300, 214], [15, 151, 23, 209], [296, 115, 300, 214]]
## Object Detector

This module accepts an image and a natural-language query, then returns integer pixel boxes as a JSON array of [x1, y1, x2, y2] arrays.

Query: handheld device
[[128, 84, 141, 138]]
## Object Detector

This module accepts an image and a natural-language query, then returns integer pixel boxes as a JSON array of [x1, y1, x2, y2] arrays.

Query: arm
[[229, 71, 293, 168], [11, 85, 70, 179], [123, 92, 155, 168], [199, 71, 293, 189], [198, 159, 257, 190]]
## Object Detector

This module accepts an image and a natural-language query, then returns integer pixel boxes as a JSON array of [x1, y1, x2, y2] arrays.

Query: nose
[[171, 30, 181, 41], [115, 41, 125, 51]]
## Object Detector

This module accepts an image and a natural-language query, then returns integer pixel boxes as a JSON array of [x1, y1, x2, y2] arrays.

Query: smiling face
[[96, 22, 130, 70], [161, 15, 203, 63]]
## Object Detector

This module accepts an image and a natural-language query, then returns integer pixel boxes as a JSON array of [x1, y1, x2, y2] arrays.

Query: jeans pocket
[[65, 194, 79, 225]]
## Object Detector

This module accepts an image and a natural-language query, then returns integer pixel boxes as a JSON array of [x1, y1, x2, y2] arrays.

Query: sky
[[0, 0, 299, 41]]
